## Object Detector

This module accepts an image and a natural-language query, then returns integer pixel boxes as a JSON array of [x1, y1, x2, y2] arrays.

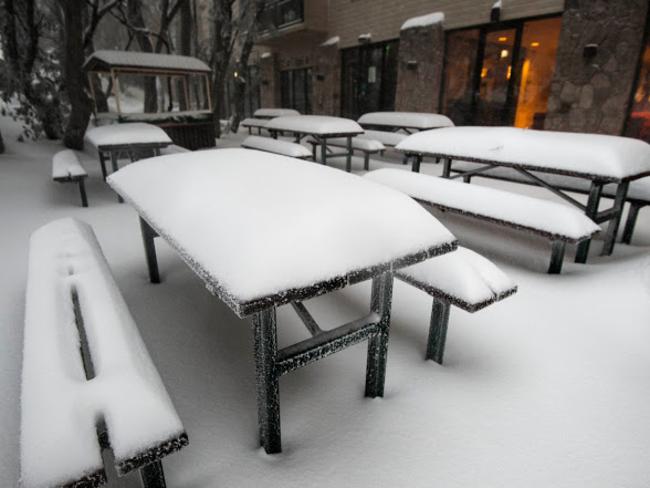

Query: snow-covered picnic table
[[398, 126, 650, 260], [253, 108, 300, 119], [84, 122, 172, 180], [108, 148, 457, 454], [358, 111, 454, 133], [265, 115, 364, 171]]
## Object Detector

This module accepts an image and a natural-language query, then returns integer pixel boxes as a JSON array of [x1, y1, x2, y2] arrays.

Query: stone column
[[259, 53, 281, 108], [395, 18, 445, 113], [312, 42, 341, 116], [544, 0, 648, 135]]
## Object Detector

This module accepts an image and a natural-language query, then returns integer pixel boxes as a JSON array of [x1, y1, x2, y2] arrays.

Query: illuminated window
[[625, 31, 650, 142]]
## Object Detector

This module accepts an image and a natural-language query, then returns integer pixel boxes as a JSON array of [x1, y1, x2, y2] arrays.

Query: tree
[[0, 128, 4, 153]]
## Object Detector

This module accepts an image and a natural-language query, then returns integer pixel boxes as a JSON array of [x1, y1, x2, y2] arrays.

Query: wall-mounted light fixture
[[316, 74, 325, 81], [491, 0, 501, 22], [406, 60, 418, 70], [583, 43, 598, 59]]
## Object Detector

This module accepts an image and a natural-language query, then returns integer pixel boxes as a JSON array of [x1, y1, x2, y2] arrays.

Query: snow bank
[[107, 149, 456, 312], [266, 115, 363, 135], [52, 150, 86, 179], [364, 169, 600, 241], [396, 127, 650, 181], [401, 12, 445, 30], [85, 122, 171, 148], [397, 247, 516, 311], [254, 108, 300, 118], [242, 135, 311, 158], [21, 218, 185, 487], [358, 112, 454, 130]]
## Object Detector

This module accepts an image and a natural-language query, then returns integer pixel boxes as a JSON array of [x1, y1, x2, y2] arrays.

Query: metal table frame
[[137, 216, 456, 454], [406, 152, 650, 260], [95, 142, 170, 181]]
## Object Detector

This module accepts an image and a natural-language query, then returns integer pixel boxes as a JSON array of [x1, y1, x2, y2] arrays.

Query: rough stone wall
[[395, 21, 445, 113], [259, 53, 281, 108], [312, 44, 341, 115], [545, 0, 648, 135]]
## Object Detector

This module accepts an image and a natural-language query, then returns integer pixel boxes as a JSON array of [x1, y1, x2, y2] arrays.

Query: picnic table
[[107, 148, 457, 454], [253, 108, 300, 119], [358, 111, 454, 134], [398, 126, 650, 260], [265, 115, 364, 172], [84, 122, 172, 180]]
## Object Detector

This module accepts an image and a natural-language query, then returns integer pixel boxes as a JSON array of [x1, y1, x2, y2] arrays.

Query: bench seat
[[365, 169, 601, 273], [241, 118, 269, 135], [242, 135, 312, 159], [396, 247, 517, 363], [357, 130, 407, 148], [52, 149, 88, 207], [306, 136, 385, 170], [21, 218, 188, 488]]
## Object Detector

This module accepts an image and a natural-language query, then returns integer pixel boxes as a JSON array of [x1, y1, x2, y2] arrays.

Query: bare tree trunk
[[60, 0, 92, 149], [177, 0, 193, 110], [127, 0, 157, 112], [0, 129, 4, 153], [211, 0, 235, 139]]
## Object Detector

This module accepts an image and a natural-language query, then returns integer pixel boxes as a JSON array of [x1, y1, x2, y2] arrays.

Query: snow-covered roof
[[266, 115, 363, 136], [107, 148, 456, 316], [401, 12, 445, 31], [85, 122, 172, 149], [358, 112, 454, 130], [254, 108, 300, 118], [396, 127, 650, 181], [84, 50, 211, 73]]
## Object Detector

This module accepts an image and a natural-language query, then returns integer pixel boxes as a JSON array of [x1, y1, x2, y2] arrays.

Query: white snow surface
[[306, 135, 385, 152], [364, 169, 600, 241], [52, 150, 86, 179], [357, 129, 408, 147], [107, 149, 455, 307], [20, 218, 184, 488], [159, 144, 190, 156], [397, 247, 516, 308], [240, 118, 269, 128], [266, 115, 363, 135], [321, 36, 340, 46], [242, 136, 311, 158], [84, 123, 172, 148], [401, 12, 445, 30], [358, 111, 454, 129], [396, 126, 650, 180], [85, 50, 210, 73], [253, 108, 300, 118]]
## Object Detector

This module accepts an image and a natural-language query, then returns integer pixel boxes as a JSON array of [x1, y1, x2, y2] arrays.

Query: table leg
[[411, 155, 422, 173], [346, 136, 352, 172], [575, 181, 603, 263], [98, 152, 108, 181], [140, 460, 166, 488], [600, 181, 629, 256], [321, 137, 327, 165], [442, 157, 451, 178], [426, 298, 450, 364], [253, 306, 281, 454], [365, 271, 393, 398], [139, 218, 160, 284], [621, 201, 643, 245]]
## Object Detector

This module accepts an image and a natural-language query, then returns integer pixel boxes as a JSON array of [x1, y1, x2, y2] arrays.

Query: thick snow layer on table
[[266, 115, 363, 135], [401, 12, 445, 30], [364, 169, 600, 241], [21, 218, 185, 487], [397, 246, 516, 310], [307, 135, 385, 152], [254, 108, 300, 118], [84, 50, 210, 72], [240, 117, 269, 128], [397, 127, 650, 181], [52, 150, 86, 179], [242, 135, 311, 158], [108, 148, 455, 309], [358, 112, 454, 129], [85, 122, 172, 148], [358, 129, 408, 147], [451, 160, 650, 201]]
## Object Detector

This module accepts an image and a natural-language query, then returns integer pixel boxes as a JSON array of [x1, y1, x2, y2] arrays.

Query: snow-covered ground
[[1, 114, 650, 487]]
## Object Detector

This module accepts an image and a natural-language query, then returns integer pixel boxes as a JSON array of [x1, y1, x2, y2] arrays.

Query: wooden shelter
[[84, 50, 215, 150]]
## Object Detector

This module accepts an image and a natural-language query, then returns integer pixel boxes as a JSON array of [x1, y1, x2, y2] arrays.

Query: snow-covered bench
[[358, 129, 407, 148], [52, 149, 88, 207], [160, 143, 191, 155], [449, 161, 650, 245], [241, 117, 269, 135], [365, 169, 600, 274], [306, 135, 385, 170], [396, 247, 517, 364], [21, 218, 188, 488], [242, 135, 312, 159]]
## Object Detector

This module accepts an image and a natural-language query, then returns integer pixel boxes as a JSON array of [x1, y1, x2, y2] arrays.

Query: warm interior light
[[507, 65, 512, 79], [498, 36, 508, 42], [500, 49, 509, 58], [481, 67, 488, 79], [531, 41, 540, 47]]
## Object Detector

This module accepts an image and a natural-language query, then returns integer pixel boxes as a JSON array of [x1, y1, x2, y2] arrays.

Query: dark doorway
[[280, 67, 312, 114]]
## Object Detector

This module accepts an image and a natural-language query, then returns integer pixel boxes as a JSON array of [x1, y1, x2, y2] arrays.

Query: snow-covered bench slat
[[21, 218, 188, 488], [241, 118, 269, 135], [364, 169, 600, 274], [358, 111, 454, 132], [306, 135, 385, 170], [396, 247, 517, 364], [241, 135, 312, 159], [52, 149, 89, 207], [449, 161, 650, 245], [253, 108, 300, 119]]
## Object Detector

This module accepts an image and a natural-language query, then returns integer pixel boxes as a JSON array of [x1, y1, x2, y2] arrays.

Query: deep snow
[[1, 114, 650, 487]]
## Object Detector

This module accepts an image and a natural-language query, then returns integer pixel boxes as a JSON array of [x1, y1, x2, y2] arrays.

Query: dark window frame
[[280, 66, 313, 114]]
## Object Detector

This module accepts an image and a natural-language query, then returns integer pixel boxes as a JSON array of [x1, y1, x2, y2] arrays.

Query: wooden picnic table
[[107, 148, 457, 454], [358, 111, 454, 134], [265, 115, 364, 172], [398, 126, 650, 261]]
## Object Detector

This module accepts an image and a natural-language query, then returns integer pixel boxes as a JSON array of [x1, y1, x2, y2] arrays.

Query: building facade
[[251, 0, 650, 141]]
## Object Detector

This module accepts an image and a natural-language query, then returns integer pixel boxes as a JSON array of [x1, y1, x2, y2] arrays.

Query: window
[[280, 67, 312, 114], [625, 22, 650, 142], [261, 0, 304, 31]]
